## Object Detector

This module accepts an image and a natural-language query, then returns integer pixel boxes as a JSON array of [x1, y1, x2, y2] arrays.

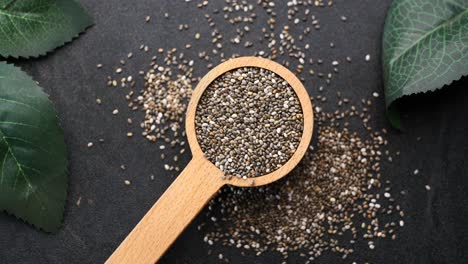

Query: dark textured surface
[[1, 0, 467, 263]]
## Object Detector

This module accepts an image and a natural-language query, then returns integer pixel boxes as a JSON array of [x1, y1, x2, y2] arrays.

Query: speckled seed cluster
[[195, 67, 303, 179], [201, 106, 405, 262]]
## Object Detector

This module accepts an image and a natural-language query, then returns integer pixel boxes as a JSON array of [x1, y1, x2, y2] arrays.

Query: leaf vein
[[0, 130, 46, 211], [0, 121, 42, 130], [0, 97, 41, 113], [388, 8, 468, 66], [0, 150, 9, 184], [3, 136, 51, 155]]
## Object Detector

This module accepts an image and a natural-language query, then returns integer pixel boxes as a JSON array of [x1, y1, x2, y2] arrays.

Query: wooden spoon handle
[[106, 156, 224, 264]]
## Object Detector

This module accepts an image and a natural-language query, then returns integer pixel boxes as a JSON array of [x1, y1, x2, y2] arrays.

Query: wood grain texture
[[106, 57, 313, 263]]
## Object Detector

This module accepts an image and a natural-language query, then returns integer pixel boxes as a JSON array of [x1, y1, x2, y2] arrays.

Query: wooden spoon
[[106, 57, 314, 264]]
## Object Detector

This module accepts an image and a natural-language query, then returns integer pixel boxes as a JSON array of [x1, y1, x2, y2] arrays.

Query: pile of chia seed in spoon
[[195, 67, 303, 179]]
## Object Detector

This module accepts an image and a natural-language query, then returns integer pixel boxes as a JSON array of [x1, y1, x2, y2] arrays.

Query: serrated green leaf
[[0, 61, 67, 232], [0, 0, 92, 58], [383, 0, 468, 128]]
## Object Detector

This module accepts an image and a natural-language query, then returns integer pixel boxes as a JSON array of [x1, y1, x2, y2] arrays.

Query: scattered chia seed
[[136, 51, 194, 147], [101, 49, 197, 172], [200, 105, 404, 261]]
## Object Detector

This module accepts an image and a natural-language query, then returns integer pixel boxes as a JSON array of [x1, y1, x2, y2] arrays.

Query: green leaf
[[383, 0, 468, 127], [0, 0, 92, 58], [0, 61, 67, 232]]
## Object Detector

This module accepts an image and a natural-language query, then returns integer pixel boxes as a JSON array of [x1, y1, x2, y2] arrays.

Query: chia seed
[[195, 67, 303, 179]]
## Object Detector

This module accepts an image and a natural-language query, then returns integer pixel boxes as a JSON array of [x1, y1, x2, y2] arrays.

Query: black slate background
[[1, 0, 468, 263]]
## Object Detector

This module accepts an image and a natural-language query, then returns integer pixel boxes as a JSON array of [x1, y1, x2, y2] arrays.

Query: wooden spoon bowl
[[107, 57, 314, 264], [187, 56, 314, 187]]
